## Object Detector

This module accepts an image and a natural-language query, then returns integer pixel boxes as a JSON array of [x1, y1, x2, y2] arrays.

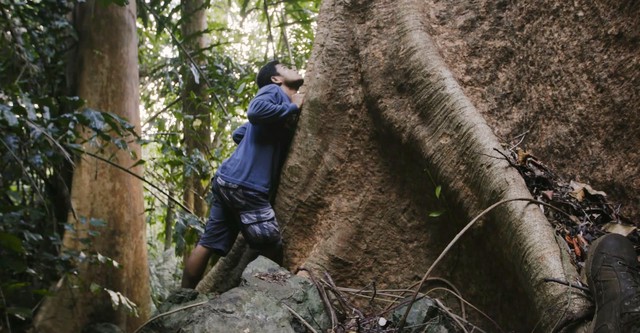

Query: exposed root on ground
[[300, 268, 497, 333], [299, 145, 638, 332]]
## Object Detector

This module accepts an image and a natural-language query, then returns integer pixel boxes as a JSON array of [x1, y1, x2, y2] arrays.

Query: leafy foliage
[[0, 64, 143, 333], [138, 0, 320, 262], [1, 1, 77, 329], [0, 1, 145, 330], [0, 0, 320, 329]]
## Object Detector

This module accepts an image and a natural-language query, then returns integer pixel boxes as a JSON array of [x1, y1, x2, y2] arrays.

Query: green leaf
[[1, 105, 19, 127], [32, 289, 53, 296], [105, 288, 120, 309], [113, 137, 128, 150], [97, 252, 107, 264], [62, 96, 85, 109], [240, 0, 251, 17], [130, 159, 146, 168], [6, 190, 21, 205], [102, 114, 124, 136], [0, 232, 25, 253], [428, 210, 445, 218], [189, 63, 200, 84], [236, 82, 246, 94], [90, 282, 102, 294], [23, 231, 44, 242], [106, 112, 136, 132], [435, 185, 442, 199], [66, 143, 83, 151], [79, 108, 107, 131], [6, 282, 30, 291], [7, 307, 33, 320], [89, 218, 107, 227]]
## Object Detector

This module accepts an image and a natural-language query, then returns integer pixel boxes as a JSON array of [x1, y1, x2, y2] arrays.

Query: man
[[181, 60, 304, 288]]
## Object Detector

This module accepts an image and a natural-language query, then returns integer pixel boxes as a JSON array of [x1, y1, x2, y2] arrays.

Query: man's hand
[[292, 93, 305, 109]]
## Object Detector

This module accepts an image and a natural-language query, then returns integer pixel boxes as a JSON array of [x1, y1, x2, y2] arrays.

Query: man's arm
[[232, 123, 248, 144], [247, 86, 300, 124]]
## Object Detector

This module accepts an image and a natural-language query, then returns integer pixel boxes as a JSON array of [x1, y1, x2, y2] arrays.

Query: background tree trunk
[[33, 2, 150, 332], [181, 0, 211, 219], [276, 0, 593, 331], [164, 187, 176, 251]]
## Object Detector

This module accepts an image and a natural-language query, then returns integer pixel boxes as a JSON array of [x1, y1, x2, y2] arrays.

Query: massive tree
[[33, 2, 150, 332], [197, 0, 638, 331], [275, 0, 631, 331]]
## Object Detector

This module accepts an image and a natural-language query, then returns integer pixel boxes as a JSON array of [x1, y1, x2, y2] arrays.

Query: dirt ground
[[421, 0, 640, 223]]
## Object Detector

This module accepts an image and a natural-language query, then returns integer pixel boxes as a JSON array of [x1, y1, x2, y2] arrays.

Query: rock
[[140, 256, 329, 333], [391, 297, 453, 333], [140, 257, 453, 332]]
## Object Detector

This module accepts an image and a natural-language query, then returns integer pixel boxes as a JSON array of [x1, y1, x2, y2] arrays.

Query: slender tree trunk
[[164, 188, 175, 251], [181, 0, 210, 219], [33, 2, 149, 332]]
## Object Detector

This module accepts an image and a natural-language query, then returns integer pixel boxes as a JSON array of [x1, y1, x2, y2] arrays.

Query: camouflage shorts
[[198, 176, 281, 255]]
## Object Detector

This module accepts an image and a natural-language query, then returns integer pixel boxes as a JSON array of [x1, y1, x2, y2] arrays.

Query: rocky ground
[[135, 257, 460, 333]]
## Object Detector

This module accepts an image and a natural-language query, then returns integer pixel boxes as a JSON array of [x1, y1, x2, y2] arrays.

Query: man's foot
[[585, 233, 640, 333]]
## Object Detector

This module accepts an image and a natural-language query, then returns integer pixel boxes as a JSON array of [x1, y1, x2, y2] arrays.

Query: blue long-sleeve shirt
[[216, 84, 300, 194]]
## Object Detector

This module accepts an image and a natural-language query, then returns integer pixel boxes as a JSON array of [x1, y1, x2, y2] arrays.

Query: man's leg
[[181, 178, 238, 289], [260, 239, 283, 266], [213, 178, 284, 266], [181, 245, 215, 289]]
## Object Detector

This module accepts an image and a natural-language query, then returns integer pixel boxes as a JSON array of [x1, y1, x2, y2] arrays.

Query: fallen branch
[[543, 278, 590, 294]]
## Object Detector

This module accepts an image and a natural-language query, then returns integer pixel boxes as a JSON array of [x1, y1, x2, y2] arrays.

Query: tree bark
[[164, 188, 176, 251], [424, 0, 640, 223], [274, 0, 591, 332], [181, 0, 211, 219], [33, 1, 150, 332]]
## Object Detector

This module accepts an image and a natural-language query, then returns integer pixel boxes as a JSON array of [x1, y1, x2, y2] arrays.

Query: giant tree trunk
[[423, 0, 640, 223], [276, 0, 592, 332], [33, 2, 150, 332], [197, 0, 637, 331]]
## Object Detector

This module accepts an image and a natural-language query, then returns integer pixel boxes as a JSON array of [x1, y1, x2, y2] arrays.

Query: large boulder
[[140, 257, 455, 332], [141, 257, 328, 333]]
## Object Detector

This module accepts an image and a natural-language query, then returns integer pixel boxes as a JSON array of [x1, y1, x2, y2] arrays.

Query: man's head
[[256, 60, 304, 90]]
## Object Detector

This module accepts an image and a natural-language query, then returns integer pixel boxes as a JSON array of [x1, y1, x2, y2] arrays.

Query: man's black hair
[[256, 60, 281, 88]]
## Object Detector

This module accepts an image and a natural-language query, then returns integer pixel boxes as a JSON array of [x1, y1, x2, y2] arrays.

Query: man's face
[[273, 64, 304, 90]]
